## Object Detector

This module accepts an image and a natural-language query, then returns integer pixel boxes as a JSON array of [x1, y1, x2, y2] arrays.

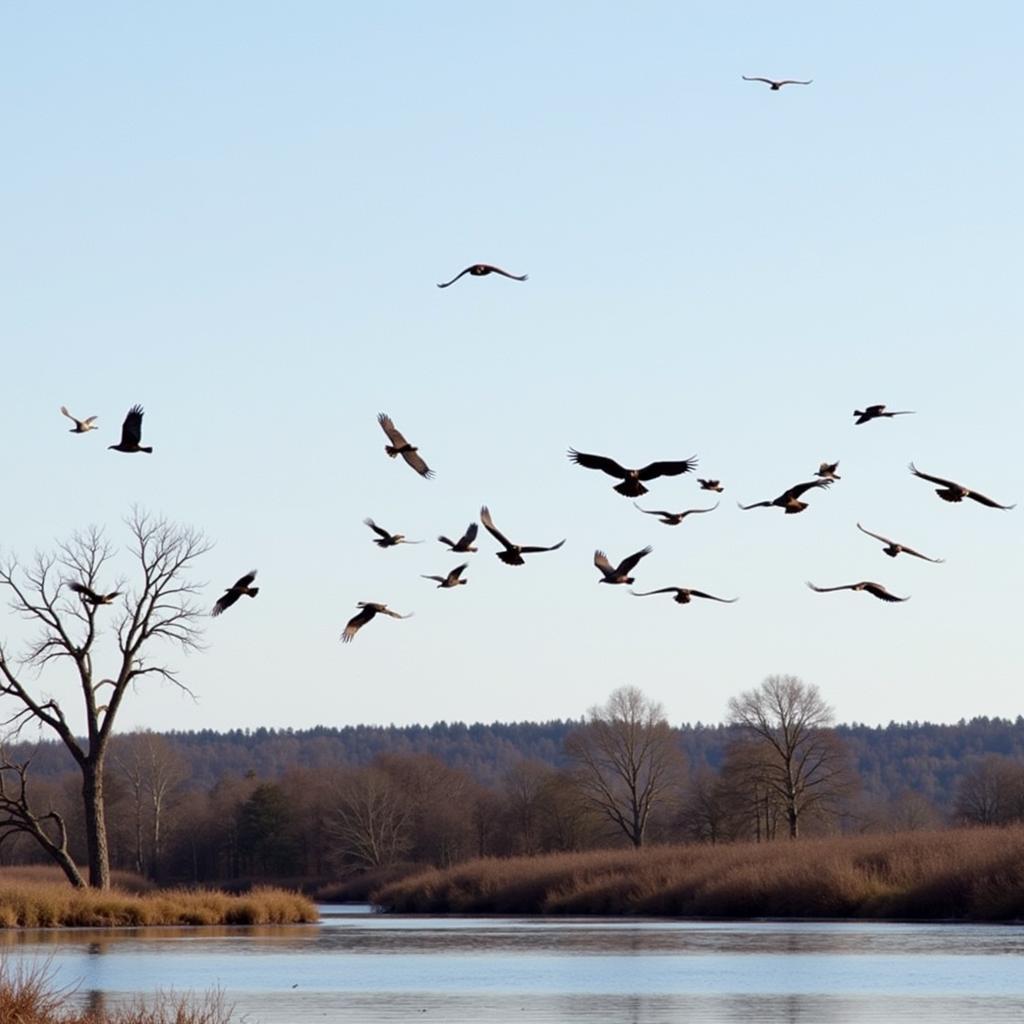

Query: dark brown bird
[[211, 571, 259, 617], [365, 518, 421, 548], [595, 546, 652, 585], [422, 563, 469, 588], [480, 506, 565, 566], [67, 582, 121, 606], [438, 522, 478, 553], [816, 462, 841, 481], [631, 586, 737, 605], [742, 76, 813, 90], [108, 405, 153, 453], [698, 479, 724, 492], [807, 581, 908, 603], [633, 501, 719, 525], [738, 479, 832, 514], [567, 449, 698, 497], [60, 406, 97, 433], [908, 463, 1015, 509], [854, 404, 914, 425], [856, 523, 944, 562], [340, 602, 413, 643], [437, 264, 528, 288], [377, 413, 433, 479]]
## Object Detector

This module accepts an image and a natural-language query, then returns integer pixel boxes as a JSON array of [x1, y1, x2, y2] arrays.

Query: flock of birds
[[52, 75, 1016, 644]]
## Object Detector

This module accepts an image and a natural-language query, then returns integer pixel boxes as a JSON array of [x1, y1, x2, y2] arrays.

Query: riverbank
[[374, 826, 1024, 920], [0, 879, 316, 928]]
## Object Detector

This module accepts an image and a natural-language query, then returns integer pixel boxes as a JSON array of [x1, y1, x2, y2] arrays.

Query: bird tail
[[614, 480, 647, 497], [248, 588, 260, 598], [385, 445, 399, 458], [140, 446, 154, 453]]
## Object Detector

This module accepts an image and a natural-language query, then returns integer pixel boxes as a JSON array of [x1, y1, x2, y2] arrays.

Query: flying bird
[[67, 582, 121, 606], [631, 586, 737, 605], [340, 602, 412, 643], [856, 523, 944, 563], [698, 479, 724, 492], [854, 404, 914, 425], [742, 76, 813, 90], [908, 463, 1015, 509], [438, 522, 478, 553], [738, 479, 832, 514], [816, 462, 841, 481], [365, 518, 420, 548], [595, 546, 652, 585], [806, 581, 908, 603], [60, 406, 97, 433], [633, 501, 719, 525], [108, 405, 153, 453], [437, 264, 528, 288], [377, 413, 434, 479], [211, 571, 259, 617], [422, 563, 469, 589], [480, 506, 565, 566], [567, 449, 698, 497]]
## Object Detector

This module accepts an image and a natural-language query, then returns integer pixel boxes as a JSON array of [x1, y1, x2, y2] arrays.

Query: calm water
[[3, 907, 1024, 1022]]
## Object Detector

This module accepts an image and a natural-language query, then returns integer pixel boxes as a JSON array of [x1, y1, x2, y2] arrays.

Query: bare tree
[[954, 756, 1024, 826], [0, 511, 210, 888], [327, 766, 413, 869], [727, 674, 853, 839], [565, 685, 685, 848]]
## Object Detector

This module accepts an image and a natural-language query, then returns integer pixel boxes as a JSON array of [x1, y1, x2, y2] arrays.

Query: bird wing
[[742, 76, 775, 84], [965, 488, 1016, 510], [377, 413, 407, 447], [437, 535, 456, 548], [83, 416, 97, 425], [60, 406, 76, 422], [900, 544, 944, 563], [630, 587, 679, 597], [421, 575, 445, 583], [68, 581, 100, 601], [806, 582, 854, 593], [567, 449, 631, 480], [401, 448, 434, 479], [437, 267, 473, 288], [341, 606, 375, 641], [863, 583, 908, 602], [211, 590, 242, 616], [484, 265, 528, 282], [908, 463, 959, 489], [783, 479, 831, 501], [737, 500, 772, 510], [231, 570, 258, 590], [616, 546, 653, 575], [633, 503, 672, 518], [364, 518, 392, 541], [520, 539, 565, 554], [460, 522, 479, 545], [856, 523, 893, 546], [378, 607, 413, 620], [120, 405, 144, 447], [594, 550, 614, 574], [450, 564, 469, 580], [777, 79, 813, 86], [637, 457, 698, 481], [687, 503, 720, 515], [479, 506, 513, 548], [688, 590, 737, 603]]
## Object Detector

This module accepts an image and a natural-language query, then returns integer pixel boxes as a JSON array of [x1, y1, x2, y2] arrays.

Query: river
[[3, 907, 1023, 1022]]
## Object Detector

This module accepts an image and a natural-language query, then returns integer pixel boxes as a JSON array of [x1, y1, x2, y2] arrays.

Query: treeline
[[1, 706, 1023, 888]]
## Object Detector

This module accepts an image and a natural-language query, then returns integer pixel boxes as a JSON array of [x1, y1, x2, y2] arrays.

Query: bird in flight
[[633, 501, 719, 525], [854, 404, 914, 425], [816, 462, 841, 481], [856, 523, 944, 563], [742, 76, 813, 90], [595, 546, 652, 585], [738, 479, 832, 514], [698, 479, 724, 493], [807, 581, 909, 603], [908, 463, 1015, 509], [480, 506, 565, 566], [422, 563, 469, 589], [108, 405, 153, 453], [365, 518, 421, 548], [60, 406, 97, 434], [211, 571, 260, 617], [377, 413, 434, 479], [631, 586, 737, 605], [67, 582, 121, 606], [438, 522, 478, 553], [340, 602, 412, 643], [567, 449, 698, 497], [437, 264, 528, 288]]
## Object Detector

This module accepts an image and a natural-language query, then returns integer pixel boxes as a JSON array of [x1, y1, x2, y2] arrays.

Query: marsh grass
[[375, 826, 1024, 920]]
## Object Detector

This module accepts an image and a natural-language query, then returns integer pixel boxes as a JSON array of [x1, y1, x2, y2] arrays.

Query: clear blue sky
[[2, 3, 1021, 734]]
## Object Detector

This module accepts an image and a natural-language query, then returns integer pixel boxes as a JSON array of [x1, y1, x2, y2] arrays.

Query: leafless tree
[[726, 675, 853, 839], [954, 756, 1024, 826], [565, 685, 685, 848], [327, 766, 413, 869], [0, 510, 210, 888]]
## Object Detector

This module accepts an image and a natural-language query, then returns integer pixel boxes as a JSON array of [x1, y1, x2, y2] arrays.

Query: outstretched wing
[[449, 563, 469, 581], [630, 587, 680, 597], [863, 583, 908, 603], [377, 412, 407, 447], [459, 522, 478, 545], [633, 503, 673, 518], [520, 539, 565, 555], [806, 582, 854, 594], [60, 405, 76, 422], [231, 570, 257, 590], [378, 607, 413, 620], [637, 457, 698, 481], [908, 463, 960, 489], [737, 500, 772, 510], [783, 479, 832, 501], [483, 264, 528, 282], [211, 590, 242, 616], [856, 523, 893, 546], [479, 506, 513, 549], [401, 448, 434, 479], [776, 79, 813, 86], [900, 544, 945, 563], [567, 449, 631, 480], [437, 266, 473, 288], [742, 76, 775, 84], [341, 606, 375, 641], [421, 575, 445, 584], [364, 518, 392, 541], [965, 488, 1016, 510], [689, 590, 737, 603], [616, 546, 652, 575], [120, 405, 144, 447], [68, 581, 100, 601], [594, 550, 614, 574]]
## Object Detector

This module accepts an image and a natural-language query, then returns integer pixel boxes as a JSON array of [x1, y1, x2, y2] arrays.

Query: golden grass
[[0, 881, 317, 929], [375, 826, 1024, 920]]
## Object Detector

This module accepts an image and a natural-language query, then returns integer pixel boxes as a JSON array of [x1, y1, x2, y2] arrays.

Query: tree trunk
[[82, 761, 111, 889], [788, 805, 799, 839]]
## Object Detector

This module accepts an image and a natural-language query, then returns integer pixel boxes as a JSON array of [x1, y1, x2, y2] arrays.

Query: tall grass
[[0, 880, 316, 928], [375, 826, 1024, 920]]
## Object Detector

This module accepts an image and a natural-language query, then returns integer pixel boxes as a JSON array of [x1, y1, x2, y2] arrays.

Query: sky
[[1, 3, 1022, 735]]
